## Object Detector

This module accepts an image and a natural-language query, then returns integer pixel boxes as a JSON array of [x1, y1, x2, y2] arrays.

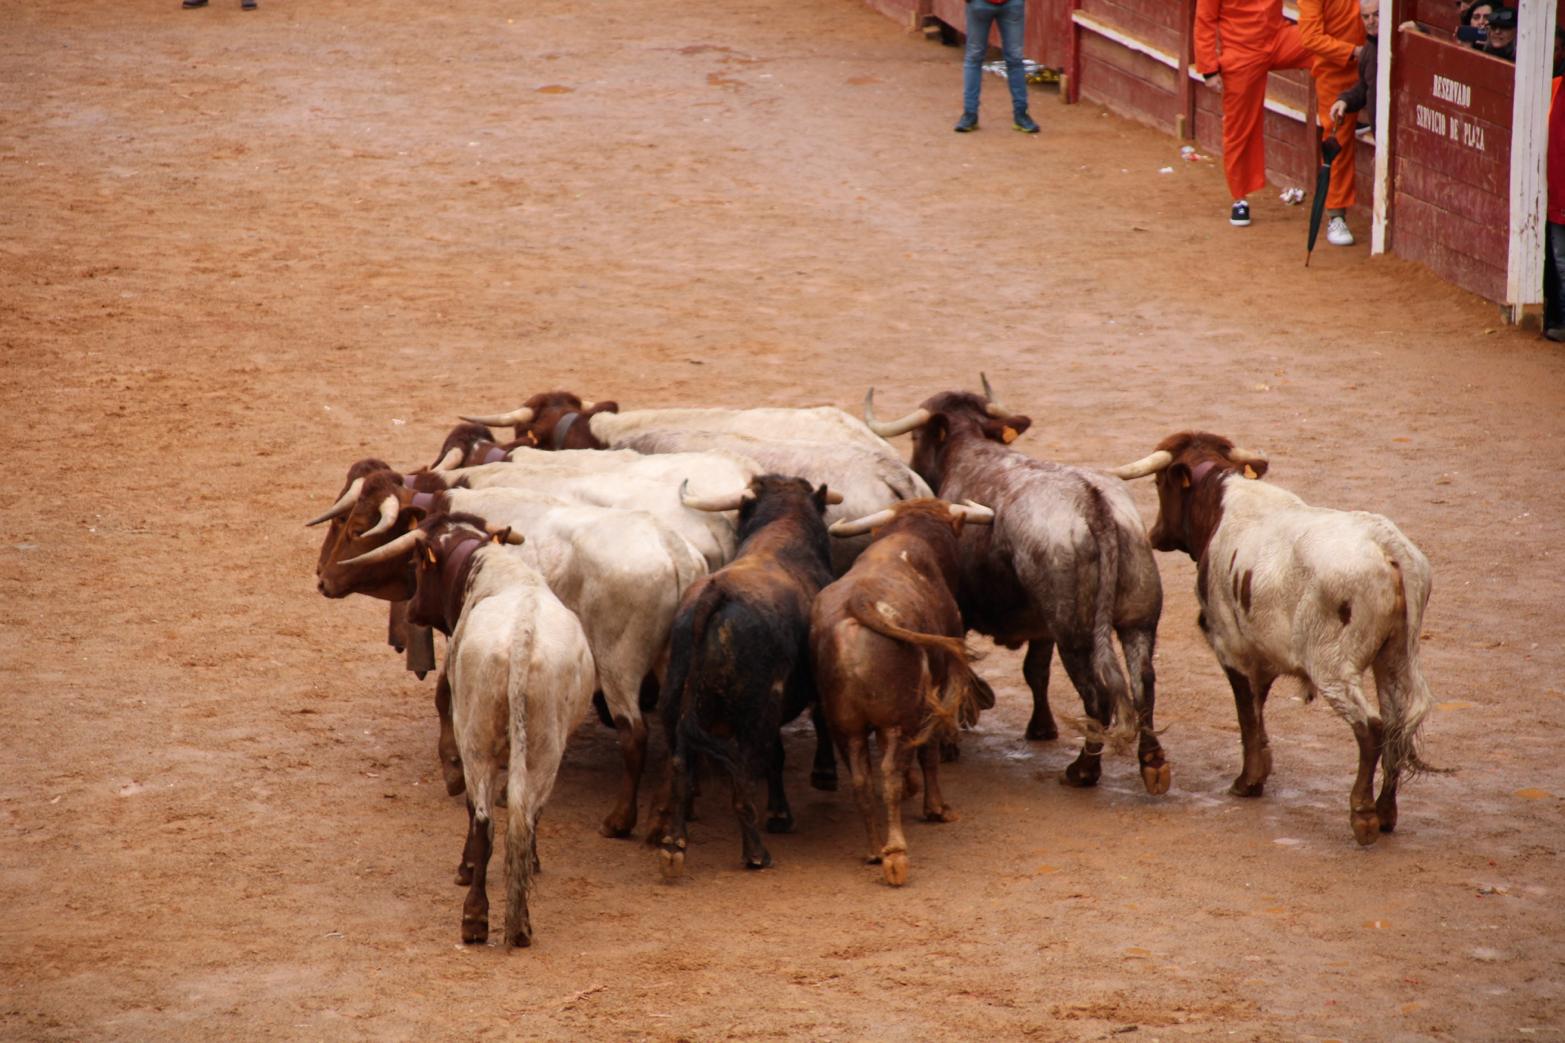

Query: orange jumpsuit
[[1298, 0, 1366, 209], [1195, 0, 1313, 202]]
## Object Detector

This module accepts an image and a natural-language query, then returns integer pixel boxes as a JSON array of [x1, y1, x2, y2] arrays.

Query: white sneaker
[[1326, 216, 1354, 247]]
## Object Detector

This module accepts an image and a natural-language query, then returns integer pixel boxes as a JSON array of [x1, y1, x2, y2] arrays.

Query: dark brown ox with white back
[[1111, 432, 1437, 845], [811, 499, 997, 886], [865, 379, 1168, 793]]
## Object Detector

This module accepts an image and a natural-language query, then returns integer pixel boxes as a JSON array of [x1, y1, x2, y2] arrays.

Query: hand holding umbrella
[[1305, 118, 1345, 267]]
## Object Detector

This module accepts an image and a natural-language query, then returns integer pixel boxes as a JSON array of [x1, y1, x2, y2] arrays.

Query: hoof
[[1025, 718, 1059, 742], [461, 917, 488, 945], [1229, 777, 1265, 798], [939, 741, 960, 763], [1376, 795, 1399, 833], [1351, 809, 1381, 847], [658, 842, 685, 880], [1140, 761, 1172, 796], [508, 929, 532, 949], [599, 812, 635, 839], [454, 863, 474, 887], [811, 770, 838, 792], [881, 851, 909, 886], [1059, 763, 1100, 788], [924, 805, 959, 823], [744, 849, 773, 870], [765, 812, 794, 834], [864, 853, 883, 865]]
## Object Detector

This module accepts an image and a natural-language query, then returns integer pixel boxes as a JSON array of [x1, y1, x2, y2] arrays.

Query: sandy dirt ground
[[4, 0, 1565, 1039]]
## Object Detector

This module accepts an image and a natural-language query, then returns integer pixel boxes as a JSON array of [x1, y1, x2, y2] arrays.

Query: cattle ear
[[523, 429, 538, 447], [980, 414, 1031, 444], [1169, 462, 1193, 490], [490, 527, 511, 546], [589, 400, 620, 416], [927, 414, 950, 445], [422, 544, 438, 566], [1241, 460, 1269, 480]]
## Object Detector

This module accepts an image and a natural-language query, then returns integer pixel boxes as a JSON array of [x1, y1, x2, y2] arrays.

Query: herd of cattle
[[307, 381, 1438, 949]]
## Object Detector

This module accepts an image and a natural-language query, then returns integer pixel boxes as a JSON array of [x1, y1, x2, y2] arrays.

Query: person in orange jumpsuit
[[1299, 0, 1368, 246], [1195, 0, 1314, 227]]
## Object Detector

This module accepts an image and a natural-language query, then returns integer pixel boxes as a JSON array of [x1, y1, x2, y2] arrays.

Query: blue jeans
[[962, 0, 1029, 115]]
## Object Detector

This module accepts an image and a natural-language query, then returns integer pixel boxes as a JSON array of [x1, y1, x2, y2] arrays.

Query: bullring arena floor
[[5, 0, 1565, 1039]]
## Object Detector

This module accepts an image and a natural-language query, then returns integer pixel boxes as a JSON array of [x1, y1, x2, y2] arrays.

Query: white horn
[[679, 479, 750, 513], [362, 494, 402, 538], [863, 388, 932, 438], [953, 500, 995, 524], [979, 372, 1010, 415], [828, 508, 897, 538], [430, 446, 465, 473], [1227, 445, 1268, 465], [459, 407, 535, 428], [337, 528, 426, 569], [304, 477, 364, 527], [1109, 450, 1174, 481], [823, 489, 845, 505]]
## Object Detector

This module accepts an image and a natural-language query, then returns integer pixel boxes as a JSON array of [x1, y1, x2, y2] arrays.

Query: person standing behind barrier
[[1299, 0, 1367, 246], [1194, 0, 1314, 228], [954, 0, 1040, 134]]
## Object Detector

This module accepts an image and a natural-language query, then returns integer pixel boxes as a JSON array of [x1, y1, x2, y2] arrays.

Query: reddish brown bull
[[462, 391, 620, 450], [811, 499, 996, 886]]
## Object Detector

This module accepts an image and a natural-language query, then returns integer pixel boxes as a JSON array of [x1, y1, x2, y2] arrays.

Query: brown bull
[[811, 499, 996, 886]]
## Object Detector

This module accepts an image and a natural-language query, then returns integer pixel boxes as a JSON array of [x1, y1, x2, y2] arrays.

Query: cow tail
[[1084, 484, 1138, 752], [663, 585, 747, 781], [504, 629, 538, 947], [1376, 532, 1447, 779], [844, 595, 983, 747]]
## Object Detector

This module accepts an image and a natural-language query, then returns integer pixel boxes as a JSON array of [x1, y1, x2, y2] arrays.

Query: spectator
[[1299, 0, 1366, 246], [1193, 0, 1314, 228], [1484, 7, 1516, 61], [1545, 30, 1565, 341], [953, 0, 1040, 134], [1330, 0, 1379, 133], [1457, 3, 1493, 50]]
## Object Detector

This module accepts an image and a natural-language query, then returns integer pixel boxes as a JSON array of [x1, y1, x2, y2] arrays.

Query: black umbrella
[[1305, 119, 1344, 267]]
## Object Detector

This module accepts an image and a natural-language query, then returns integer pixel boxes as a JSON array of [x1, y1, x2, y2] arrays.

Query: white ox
[[313, 469, 708, 840], [1112, 431, 1437, 846], [389, 516, 594, 949]]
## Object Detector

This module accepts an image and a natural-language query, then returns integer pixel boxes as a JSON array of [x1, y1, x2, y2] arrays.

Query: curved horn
[[827, 508, 897, 538], [361, 494, 402, 539], [336, 527, 426, 569], [1109, 450, 1174, 481], [484, 521, 525, 546], [679, 479, 751, 513], [429, 446, 465, 473], [304, 477, 364, 527], [579, 399, 596, 412], [979, 372, 1010, 416], [1226, 445, 1268, 465], [863, 388, 932, 438], [953, 500, 995, 524], [823, 489, 845, 505], [459, 406, 535, 428]]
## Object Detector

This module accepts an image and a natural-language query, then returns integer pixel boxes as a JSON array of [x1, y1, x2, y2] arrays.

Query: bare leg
[[765, 735, 794, 833], [1224, 668, 1274, 796], [1347, 716, 1384, 846], [1120, 626, 1170, 795], [810, 702, 838, 791], [461, 811, 494, 944], [1023, 639, 1058, 741], [919, 741, 958, 822], [601, 712, 648, 838], [843, 733, 881, 864], [879, 727, 911, 885], [1056, 642, 1106, 787], [435, 673, 464, 797]]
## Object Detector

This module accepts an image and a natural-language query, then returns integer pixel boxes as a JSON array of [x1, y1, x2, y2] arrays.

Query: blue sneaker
[[954, 111, 978, 133], [1230, 200, 1251, 226], [1013, 111, 1040, 134]]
